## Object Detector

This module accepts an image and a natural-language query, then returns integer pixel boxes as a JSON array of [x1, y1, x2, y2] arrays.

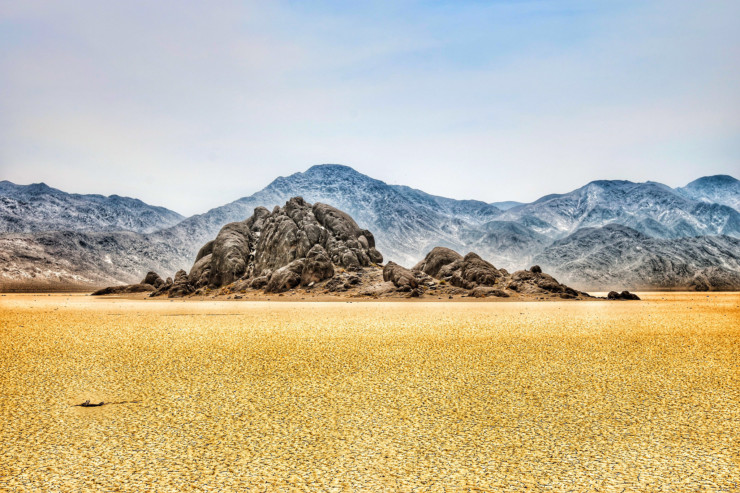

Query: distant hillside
[[534, 224, 740, 291], [0, 181, 184, 234], [0, 230, 187, 288], [677, 175, 740, 212], [1, 166, 739, 291], [498, 179, 740, 240], [154, 164, 504, 267]]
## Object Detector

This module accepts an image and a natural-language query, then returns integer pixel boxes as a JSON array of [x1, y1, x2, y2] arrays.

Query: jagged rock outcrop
[[168, 269, 194, 297], [148, 197, 383, 296], [92, 199, 592, 301]]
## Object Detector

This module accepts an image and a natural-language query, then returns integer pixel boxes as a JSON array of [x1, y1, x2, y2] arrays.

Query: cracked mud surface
[[1, 293, 738, 491]]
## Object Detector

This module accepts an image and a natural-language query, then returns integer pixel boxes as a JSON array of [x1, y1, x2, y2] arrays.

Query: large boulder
[[383, 261, 418, 291], [142, 271, 165, 288], [189, 254, 212, 288], [414, 248, 501, 289], [169, 270, 194, 298], [301, 244, 334, 285], [208, 221, 253, 287], [265, 259, 305, 293], [456, 253, 502, 288], [413, 247, 463, 278]]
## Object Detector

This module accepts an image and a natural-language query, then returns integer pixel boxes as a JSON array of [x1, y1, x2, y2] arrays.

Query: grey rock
[[142, 271, 165, 287], [265, 259, 305, 293], [249, 276, 269, 290], [168, 270, 194, 298], [413, 247, 463, 278], [169, 197, 384, 295], [208, 221, 253, 287], [383, 262, 418, 291]]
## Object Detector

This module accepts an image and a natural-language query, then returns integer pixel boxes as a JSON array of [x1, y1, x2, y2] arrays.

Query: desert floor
[[1, 293, 738, 492]]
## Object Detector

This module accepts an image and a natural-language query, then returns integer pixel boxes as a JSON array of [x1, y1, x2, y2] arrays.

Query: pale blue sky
[[1, 0, 738, 215]]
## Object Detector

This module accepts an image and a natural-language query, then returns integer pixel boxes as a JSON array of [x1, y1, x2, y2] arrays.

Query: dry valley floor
[[1, 293, 738, 491]]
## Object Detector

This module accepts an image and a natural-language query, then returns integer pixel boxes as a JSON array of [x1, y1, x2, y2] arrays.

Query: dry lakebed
[[1, 292, 738, 491]]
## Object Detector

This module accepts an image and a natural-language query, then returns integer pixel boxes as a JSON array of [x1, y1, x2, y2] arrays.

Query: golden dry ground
[[1, 293, 738, 492]]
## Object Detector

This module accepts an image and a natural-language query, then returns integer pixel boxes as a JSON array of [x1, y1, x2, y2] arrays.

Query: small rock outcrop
[[414, 248, 503, 289], [607, 290, 641, 300], [91, 272, 162, 295], [413, 246, 588, 299]]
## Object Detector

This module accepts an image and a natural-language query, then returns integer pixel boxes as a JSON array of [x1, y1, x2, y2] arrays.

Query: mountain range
[[1, 165, 739, 291]]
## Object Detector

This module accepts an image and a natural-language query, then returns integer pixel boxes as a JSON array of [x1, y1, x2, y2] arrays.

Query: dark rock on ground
[[142, 271, 165, 288], [92, 283, 155, 295], [92, 271, 164, 295], [607, 290, 641, 300]]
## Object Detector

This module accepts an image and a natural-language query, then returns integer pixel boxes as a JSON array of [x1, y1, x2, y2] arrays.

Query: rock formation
[[93, 198, 595, 301], [146, 197, 382, 296], [607, 290, 641, 300], [412, 247, 586, 299]]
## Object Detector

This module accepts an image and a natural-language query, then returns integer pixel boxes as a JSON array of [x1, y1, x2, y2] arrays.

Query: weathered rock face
[[413, 247, 463, 278], [383, 261, 418, 291], [168, 269, 194, 298]]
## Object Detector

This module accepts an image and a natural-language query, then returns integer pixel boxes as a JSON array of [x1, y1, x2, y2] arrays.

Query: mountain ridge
[[0, 180, 184, 234], [1, 165, 739, 290]]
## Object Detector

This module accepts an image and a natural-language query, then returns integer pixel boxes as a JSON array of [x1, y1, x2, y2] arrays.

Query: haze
[[1, 1, 738, 215]]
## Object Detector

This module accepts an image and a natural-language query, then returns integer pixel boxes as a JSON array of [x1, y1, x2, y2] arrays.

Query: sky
[[1, 0, 738, 216]]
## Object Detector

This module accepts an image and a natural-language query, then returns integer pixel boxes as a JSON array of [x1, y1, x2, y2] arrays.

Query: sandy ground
[[1, 293, 738, 491]]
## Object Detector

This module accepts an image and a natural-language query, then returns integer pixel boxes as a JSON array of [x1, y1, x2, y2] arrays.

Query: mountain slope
[[534, 224, 740, 290], [677, 175, 740, 212], [0, 181, 184, 234], [154, 164, 503, 267], [0, 230, 187, 289], [499, 180, 740, 239], [1, 167, 739, 291]]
